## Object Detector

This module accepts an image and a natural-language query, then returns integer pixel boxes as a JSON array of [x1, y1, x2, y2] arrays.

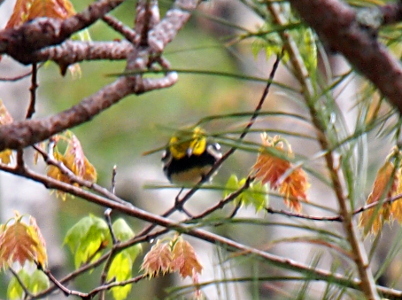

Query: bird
[[162, 127, 222, 185]]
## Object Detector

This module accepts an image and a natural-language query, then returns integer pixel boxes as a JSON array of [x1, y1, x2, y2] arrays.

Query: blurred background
[[0, 0, 400, 299]]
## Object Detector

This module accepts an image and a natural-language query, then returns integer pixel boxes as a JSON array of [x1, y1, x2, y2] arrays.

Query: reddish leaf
[[359, 161, 397, 236], [171, 237, 202, 279], [0, 100, 13, 125], [0, 100, 14, 165], [5, 0, 34, 29], [46, 131, 97, 199], [0, 214, 48, 268], [141, 240, 172, 277], [6, 0, 76, 29], [252, 134, 309, 212]]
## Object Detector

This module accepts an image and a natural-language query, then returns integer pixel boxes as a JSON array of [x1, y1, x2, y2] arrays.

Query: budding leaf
[[0, 213, 48, 269], [64, 215, 109, 268]]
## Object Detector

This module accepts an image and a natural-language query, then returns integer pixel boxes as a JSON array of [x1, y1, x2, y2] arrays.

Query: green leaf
[[244, 181, 269, 212], [223, 174, 240, 198], [112, 219, 142, 262], [64, 215, 110, 268], [112, 218, 135, 242], [107, 251, 132, 300], [298, 27, 317, 74], [251, 27, 284, 60], [223, 175, 268, 212], [75, 217, 109, 268], [28, 269, 49, 294], [7, 269, 30, 300], [223, 175, 247, 206], [64, 215, 93, 253]]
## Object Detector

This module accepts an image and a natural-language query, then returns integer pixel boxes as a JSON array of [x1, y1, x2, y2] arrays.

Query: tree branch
[[0, 0, 125, 61]]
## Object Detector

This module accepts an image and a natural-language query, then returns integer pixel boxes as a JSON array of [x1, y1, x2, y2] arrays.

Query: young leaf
[[104, 219, 142, 300], [0, 214, 48, 269], [223, 175, 268, 212], [64, 215, 109, 268], [46, 131, 97, 199], [251, 134, 309, 212], [0, 99, 14, 165], [28, 269, 50, 294], [107, 251, 132, 300], [244, 180, 269, 212], [7, 269, 30, 300], [6, 269, 49, 299], [27, 0, 76, 21], [5, 0, 75, 29], [359, 160, 396, 236], [170, 236, 203, 279], [141, 240, 173, 277], [112, 219, 142, 261], [27, 217, 48, 268], [4, 0, 35, 29]]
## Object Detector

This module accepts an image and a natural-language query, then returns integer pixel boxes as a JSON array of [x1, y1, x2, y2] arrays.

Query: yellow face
[[168, 127, 207, 159]]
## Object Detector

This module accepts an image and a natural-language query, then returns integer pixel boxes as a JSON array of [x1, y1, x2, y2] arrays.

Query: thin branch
[[100, 208, 115, 300], [353, 193, 402, 216], [40, 266, 80, 297], [148, 0, 200, 52], [102, 15, 136, 43], [28, 40, 133, 66], [34, 145, 132, 207], [0, 67, 40, 81], [9, 267, 34, 298], [26, 63, 38, 119], [86, 274, 146, 297], [188, 176, 254, 221], [266, 207, 342, 222], [134, 0, 160, 47], [111, 165, 117, 194]]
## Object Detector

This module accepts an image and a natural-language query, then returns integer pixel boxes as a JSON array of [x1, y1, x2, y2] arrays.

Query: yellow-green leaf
[[107, 251, 132, 300], [7, 269, 30, 300]]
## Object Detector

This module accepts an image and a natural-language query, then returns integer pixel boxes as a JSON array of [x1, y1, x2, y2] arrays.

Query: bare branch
[[148, 0, 200, 52], [0, 0, 125, 61], [30, 41, 133, 65], [102, 15, 136, 42]]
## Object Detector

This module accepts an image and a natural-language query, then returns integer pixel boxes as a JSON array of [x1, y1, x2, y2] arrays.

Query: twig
[[111, 165, 117, 194], [34, 144, 133, 207], [0, 66, 40, 81], [105, 209, 117, 244], [188, 176, 254, 221], [9, 267, 33, 298], [266, 207, 342, 222], [102, 15, 136, 43], [100, 207, 118, 300], [40, 266, 80, 297], [26, 63, 38, 119]]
